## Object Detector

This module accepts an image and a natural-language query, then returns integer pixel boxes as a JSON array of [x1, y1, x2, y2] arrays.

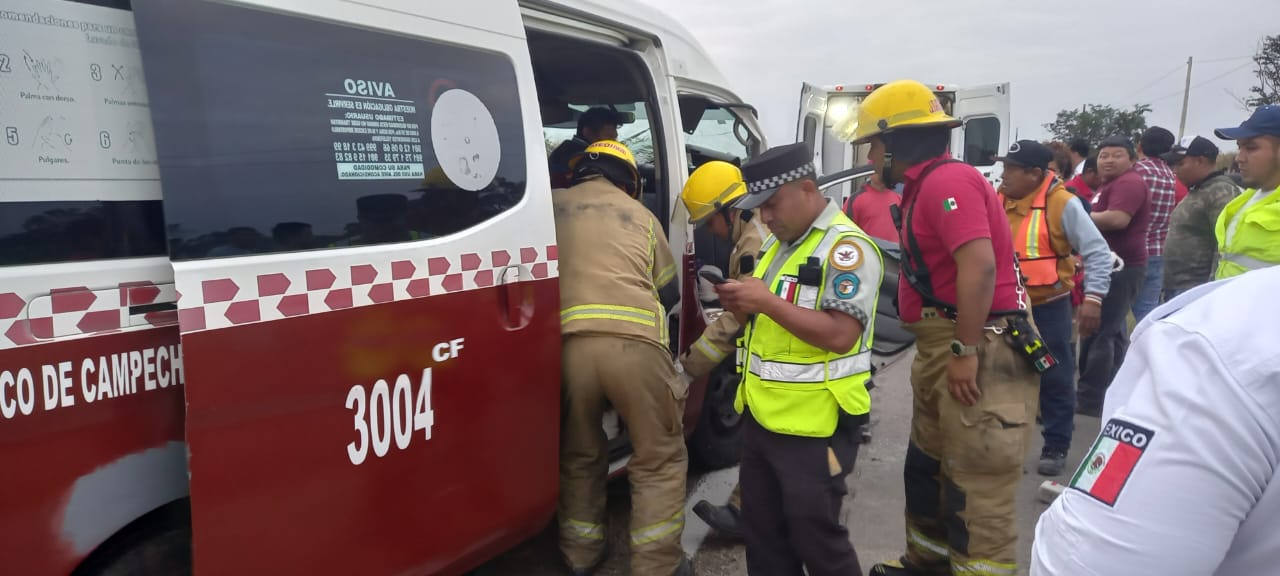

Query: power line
[[1197, 55, 1253, 64], [1146, 60, 1255, 104], [1126, 63, 1188, 99]]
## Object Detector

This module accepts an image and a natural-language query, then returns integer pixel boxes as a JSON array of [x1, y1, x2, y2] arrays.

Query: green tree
[[1043, 103, 1153, 147], [1246, 35, 1280, 108]]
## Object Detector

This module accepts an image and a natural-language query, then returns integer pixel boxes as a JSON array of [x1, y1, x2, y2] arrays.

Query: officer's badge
[[829, 238, 863, 271], [833, 273, 860, 299]]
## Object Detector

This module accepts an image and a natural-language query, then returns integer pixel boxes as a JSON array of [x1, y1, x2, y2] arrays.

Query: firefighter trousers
[[559, 334, 688, 575], [899, 315, 1039, 576]]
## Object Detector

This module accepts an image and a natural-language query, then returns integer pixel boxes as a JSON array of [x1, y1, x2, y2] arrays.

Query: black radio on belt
[[798, 256, 822, 286], [1006, 315, 1057, 373]]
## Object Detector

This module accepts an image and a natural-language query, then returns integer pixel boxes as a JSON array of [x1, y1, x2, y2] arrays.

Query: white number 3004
[[346, 368, 435, 466]]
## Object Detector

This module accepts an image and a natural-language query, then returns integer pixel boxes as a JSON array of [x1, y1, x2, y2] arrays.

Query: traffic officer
[[1213, 105, 1280, 279], [839, 80, 1042, 576], [553, 140, 692, 576], [714, 142, 882, 576], [679, 160, 768, 541], [1032, 265, 1280, 575]]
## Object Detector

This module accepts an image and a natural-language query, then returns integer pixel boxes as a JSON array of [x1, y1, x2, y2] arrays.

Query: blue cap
[[1215, 105, 1280, 140]]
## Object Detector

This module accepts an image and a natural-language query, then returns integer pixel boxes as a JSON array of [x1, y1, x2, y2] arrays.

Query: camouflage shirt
[[1163, 172, 1241, 293]]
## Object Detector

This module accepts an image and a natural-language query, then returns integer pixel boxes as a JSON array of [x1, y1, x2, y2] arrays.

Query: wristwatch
[[950, 339, 979, 358]]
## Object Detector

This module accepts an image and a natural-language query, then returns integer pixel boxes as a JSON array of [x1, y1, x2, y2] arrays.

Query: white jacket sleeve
[[1031, 317, 1275, 576]]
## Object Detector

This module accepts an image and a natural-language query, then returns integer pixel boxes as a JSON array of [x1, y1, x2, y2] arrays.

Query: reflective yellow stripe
[[655, 264, 676, 287], [561, 304, 657, 327], [694, 335, 728, 362], [907, 528, 949, 560], [952, 559, 1017, 576], [630, 510, 684, 546], [561, 518, 605, 541], [1024, 208, 1043, 259]]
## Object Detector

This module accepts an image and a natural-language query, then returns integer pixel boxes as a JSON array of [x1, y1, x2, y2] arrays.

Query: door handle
[[498, 265, 533, 331]]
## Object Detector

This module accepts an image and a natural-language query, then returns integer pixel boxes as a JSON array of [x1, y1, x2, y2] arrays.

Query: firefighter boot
[[692, 500, 742, 540], [869, 557, 935, 576], [674, 555, 694, 576]]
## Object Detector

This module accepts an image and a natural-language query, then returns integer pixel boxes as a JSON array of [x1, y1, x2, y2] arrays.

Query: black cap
[[996, 140, 1053, 170], [1098, 135, 1136, 156], [578, 107, 627, 131], [736, 143, 816, 210], [1215, 105, 1280, 140], [1162, 136, 1219, 164]]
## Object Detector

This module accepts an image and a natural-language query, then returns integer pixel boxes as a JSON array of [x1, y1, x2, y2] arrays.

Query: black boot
[[692, 500, 742, 540], [673, 556, 694, 576], [870, 557, 930, 575]]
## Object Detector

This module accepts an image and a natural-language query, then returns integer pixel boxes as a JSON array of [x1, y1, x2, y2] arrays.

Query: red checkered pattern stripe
[[0, 281, 179, 349], [175, 245, 557, 334]]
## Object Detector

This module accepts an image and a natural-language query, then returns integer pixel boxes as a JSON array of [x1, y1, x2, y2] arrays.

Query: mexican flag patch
[[774, 275, 799, 303], [943, 197, 958, 211], [1069, 418, 1155, 507]]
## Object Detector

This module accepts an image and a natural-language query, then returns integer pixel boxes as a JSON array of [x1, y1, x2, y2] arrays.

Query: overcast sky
[[637, 0, 1277, 152]]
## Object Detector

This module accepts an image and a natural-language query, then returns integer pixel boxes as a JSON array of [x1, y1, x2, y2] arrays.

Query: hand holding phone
[[698, 268, 728, 285]]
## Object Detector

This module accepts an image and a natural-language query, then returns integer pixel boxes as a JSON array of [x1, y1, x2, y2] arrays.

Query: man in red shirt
[[1066, 155, 1101, 209], [841, 80, 1042, 576], [843, 171, 902, 241], [1077, 135, 1152, 417]]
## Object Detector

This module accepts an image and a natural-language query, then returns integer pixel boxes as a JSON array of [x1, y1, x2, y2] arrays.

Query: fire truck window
[[0, 201, 167, 267], [133, 0, 527, 260], [964, 116, 1001, 167]]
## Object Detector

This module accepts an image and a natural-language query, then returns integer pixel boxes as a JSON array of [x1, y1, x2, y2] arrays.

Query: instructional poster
[[327, 80, 426, 181], [0, 0, 158, 184]]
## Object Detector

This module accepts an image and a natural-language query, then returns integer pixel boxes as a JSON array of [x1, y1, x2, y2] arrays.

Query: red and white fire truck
[[0, 0, 766, 574]]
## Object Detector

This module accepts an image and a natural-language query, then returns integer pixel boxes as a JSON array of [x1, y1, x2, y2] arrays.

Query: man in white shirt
[[1031, 265, 1280, 575], [1068, 138, 1089, 178]]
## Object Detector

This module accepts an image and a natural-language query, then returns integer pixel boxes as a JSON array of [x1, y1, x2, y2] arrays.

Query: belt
[[918, 307, 1018, 333]]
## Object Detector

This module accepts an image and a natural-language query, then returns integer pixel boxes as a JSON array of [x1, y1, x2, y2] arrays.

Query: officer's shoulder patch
[[828, 237, 864, 271], [832, 272, 860, 299], [1069, 418, 1155, 507]]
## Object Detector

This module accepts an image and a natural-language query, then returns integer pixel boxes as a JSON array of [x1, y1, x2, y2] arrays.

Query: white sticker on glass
[[430, 89, 501, 192]]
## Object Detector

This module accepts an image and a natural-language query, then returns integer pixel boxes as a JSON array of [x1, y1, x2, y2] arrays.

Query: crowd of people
[[548, 79, 1280, 575]]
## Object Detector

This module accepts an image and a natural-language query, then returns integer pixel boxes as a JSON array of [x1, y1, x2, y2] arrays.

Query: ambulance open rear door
[[953, 82, 1011, 184], [131, 1, 562, 574]]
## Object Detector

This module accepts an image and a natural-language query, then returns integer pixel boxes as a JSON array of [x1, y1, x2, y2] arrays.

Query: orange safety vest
[[1005, 176, 1063, 288]]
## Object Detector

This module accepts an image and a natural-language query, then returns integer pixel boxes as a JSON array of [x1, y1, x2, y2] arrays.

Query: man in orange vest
[[997, 140, 1114, 476]]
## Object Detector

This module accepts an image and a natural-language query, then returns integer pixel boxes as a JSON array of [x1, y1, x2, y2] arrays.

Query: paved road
[[478, 349, 1103, 575]]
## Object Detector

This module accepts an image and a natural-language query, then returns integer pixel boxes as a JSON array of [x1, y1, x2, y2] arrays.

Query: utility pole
[[1178, 56, 1194, 141]]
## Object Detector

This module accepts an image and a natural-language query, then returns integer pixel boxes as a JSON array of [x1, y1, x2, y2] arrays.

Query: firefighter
[[552, 140, 693, 576], [679, 160, 768, 541], [837, 80, 1042, 576], [714, 142, 882, 576]]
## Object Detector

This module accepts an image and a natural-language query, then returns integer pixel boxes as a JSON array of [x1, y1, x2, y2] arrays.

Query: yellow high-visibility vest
[[1215, 187, 1280, 279], [735, 209, 877, 438]]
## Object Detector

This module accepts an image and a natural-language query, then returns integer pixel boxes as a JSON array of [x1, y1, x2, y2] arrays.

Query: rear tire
[[77, 501, 192, 576], [689, 361, 743, 471]]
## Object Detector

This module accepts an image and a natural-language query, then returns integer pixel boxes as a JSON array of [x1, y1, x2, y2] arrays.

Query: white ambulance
[[797, 81, 1012, 204], [0, 1, 764, 574]]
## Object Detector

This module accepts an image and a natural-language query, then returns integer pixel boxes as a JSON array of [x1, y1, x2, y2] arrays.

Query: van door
[[131, 1, 560, 574], [953, 83, 1011, 182], [797, 82, 828, 174]]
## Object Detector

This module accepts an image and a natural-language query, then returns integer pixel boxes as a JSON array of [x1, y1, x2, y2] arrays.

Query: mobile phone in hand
[[698, 268, 728, 285]]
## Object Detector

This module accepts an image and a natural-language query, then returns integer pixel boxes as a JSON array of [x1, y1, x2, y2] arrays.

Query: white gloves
[[673, 360, 695, 386]]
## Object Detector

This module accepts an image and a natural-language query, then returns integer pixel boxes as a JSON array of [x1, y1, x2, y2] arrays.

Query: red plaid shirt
[[1135, 157, 1178, 257]]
